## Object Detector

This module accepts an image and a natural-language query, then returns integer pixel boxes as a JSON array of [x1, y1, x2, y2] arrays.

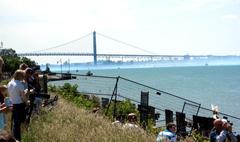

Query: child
[[0, 85, 12, 130]]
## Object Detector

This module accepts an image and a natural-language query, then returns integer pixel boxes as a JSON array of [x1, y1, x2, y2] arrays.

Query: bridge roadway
[[18, 52, 189, 58], [17, 52, 240, 60]]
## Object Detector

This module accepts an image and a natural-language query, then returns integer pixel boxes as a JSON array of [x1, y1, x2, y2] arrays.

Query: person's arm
[[0, 103, 7, 113], [227, 132, 237, 142], [156, 132, 162, 142], [227, 124, 237, 142], [216, 130, 228, 142], [17, 84, 31, 103]]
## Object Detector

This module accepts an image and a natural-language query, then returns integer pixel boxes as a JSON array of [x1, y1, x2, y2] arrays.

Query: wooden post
[[165, 109, 173, 125], [43, 74, 48, 93], [176, 112, 186, 136]]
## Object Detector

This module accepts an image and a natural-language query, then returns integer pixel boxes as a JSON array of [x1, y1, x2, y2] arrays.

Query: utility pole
[[93, 31, 97, 65]]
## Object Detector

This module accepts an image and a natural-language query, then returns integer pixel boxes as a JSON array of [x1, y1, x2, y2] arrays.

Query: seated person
[[156, 122, 177, 142], [123, 113, 139, 129], [209, 119, 237, 142]]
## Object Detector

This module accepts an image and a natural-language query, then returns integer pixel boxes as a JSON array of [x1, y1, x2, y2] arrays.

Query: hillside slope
[[22, 98, 156, 142]]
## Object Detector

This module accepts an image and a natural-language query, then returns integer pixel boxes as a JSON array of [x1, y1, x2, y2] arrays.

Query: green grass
[[22, 97, 156, 142]]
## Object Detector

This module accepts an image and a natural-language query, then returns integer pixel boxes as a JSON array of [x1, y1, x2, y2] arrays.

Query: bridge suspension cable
[[97, 32, 157, 55], [32, 32, 92, 53]]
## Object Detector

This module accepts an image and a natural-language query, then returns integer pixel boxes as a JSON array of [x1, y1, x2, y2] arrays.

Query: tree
[[0, 48, 36, 74], [21, 57, 36, 67], [0, 48, 18, 57]]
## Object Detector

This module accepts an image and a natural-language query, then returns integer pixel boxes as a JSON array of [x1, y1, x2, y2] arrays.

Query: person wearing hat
[[123, 113, 139, 129]]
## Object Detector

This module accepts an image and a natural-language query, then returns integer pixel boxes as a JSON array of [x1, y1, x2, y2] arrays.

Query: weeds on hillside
[[49, 83, 100, 109], [22, 97, 156, 142], [45, 83, 200, 142]]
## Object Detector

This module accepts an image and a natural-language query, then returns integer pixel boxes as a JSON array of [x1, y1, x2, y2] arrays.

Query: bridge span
[[17, 52, 240, 61], [16, 31, 240, 64]]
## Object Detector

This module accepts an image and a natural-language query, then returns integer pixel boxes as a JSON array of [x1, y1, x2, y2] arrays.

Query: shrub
[[104, 99, 138, 121], [55, 83, 100, 110]]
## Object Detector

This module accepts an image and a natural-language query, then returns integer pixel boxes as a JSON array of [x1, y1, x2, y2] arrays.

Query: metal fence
[[49, 73, 240, 133]]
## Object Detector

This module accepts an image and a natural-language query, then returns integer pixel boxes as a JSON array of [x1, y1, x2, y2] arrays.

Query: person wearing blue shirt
[[156, 122, 177, 142]]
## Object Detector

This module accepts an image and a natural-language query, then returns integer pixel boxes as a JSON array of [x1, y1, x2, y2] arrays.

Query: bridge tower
[[93, 31, 97, 65]]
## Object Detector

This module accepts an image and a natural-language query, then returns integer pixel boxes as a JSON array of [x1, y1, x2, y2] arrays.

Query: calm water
[[46, 65, 240, 116], [68, 65, 240, 118]]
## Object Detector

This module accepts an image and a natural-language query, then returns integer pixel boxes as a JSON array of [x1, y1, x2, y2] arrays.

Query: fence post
[[139, 91, 149, 129], [43, 74, 48, 93], [105, 76, 119, 119], [176, 112, 186, 136], [113, 77, 119, 119], [165, 109, 173, 125]]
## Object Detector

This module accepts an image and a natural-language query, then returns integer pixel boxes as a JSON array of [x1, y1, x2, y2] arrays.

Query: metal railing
[[48, 73, 240, 133]]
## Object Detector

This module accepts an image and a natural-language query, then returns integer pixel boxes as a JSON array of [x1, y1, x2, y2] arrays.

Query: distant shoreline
[[40, 62, 240, 72]]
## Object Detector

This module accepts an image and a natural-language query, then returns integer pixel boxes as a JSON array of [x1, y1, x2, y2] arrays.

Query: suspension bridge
[[17, 31, 240, 65]]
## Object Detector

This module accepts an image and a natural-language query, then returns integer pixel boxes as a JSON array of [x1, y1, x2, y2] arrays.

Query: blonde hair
[[13, 70, 25, 81]]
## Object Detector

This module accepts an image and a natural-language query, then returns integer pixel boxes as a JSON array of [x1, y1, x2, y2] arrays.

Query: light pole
[[60, 59, 62, 77], [68, 58, 70, 73]]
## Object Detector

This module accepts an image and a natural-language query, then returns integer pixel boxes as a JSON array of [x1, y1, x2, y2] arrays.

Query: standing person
[[24, 68, 35, 124], [0, 57, 7, 130], [209, 119, 237, 142], [7, 70, 31, 141], [0, 85, 8, 130], [32, 71, 42, 114], [156, 122, 177, 142], [19, 63, 28, 71]]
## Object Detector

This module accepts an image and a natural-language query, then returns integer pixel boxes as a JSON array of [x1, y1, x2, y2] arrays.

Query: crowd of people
[[0, 58, 46, 142], [156, 119, 239, 142], [0, 56, 239, 142]]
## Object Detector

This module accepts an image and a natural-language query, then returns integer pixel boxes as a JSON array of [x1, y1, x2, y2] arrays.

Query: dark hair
[[19, 63, 28, 70], [166, 122, 176, 131], [25, 68, 33, 74], [0, 130, 16, 142]]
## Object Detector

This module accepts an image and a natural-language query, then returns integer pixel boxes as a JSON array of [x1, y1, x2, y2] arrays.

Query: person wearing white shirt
[[7, 70, 31, 141]]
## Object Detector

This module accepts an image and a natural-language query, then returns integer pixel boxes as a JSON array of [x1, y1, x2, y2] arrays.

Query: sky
[[0, 0, 240, 64]]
